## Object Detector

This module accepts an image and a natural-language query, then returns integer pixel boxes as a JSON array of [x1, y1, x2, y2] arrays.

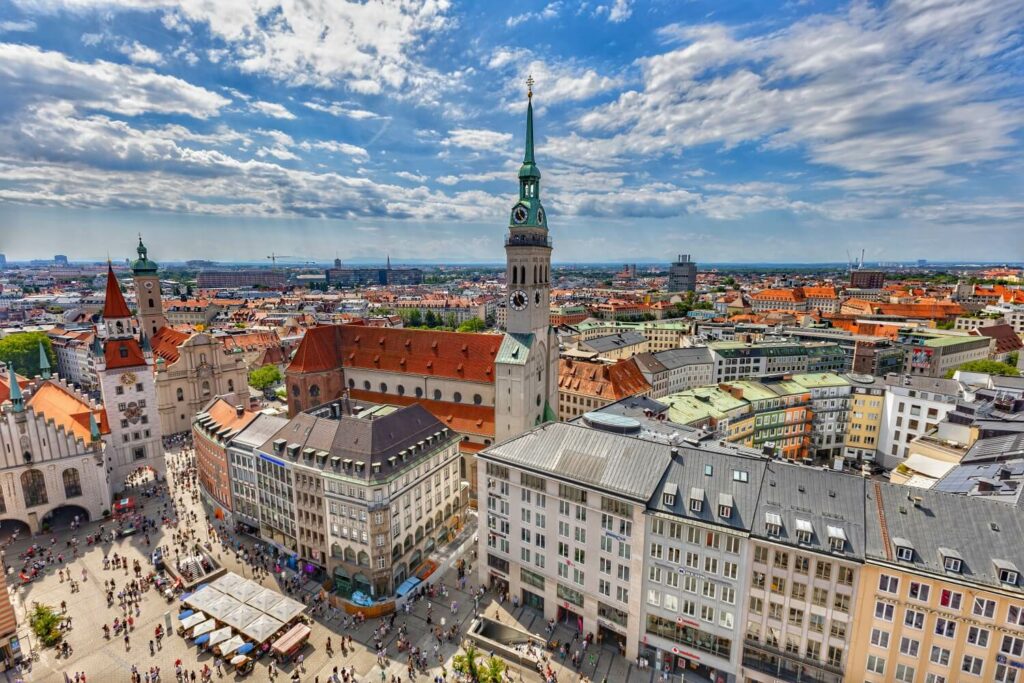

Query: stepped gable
[[26, 380, 110, 442]]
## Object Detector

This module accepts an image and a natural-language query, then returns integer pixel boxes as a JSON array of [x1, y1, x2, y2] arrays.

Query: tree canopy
[[249, 364, 283, 390], [0, 332, 56, 378], [945, 359, 1020, 378], [457, 317, 486, 332]]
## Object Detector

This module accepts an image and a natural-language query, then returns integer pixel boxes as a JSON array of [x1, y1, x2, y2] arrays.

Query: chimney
[[235, 405, 244, 418]]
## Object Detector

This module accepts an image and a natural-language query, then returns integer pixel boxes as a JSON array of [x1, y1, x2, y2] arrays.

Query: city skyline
[[1, 0, 1023, 262]]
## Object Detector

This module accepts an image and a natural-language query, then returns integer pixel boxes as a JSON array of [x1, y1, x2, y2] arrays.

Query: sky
[[0, 0, 1022, 264]]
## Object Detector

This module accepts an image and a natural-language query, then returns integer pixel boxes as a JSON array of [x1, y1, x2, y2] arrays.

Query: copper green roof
[[496, 333, 533, 365], [663, 386, 748, 424], [790, 373, 850, 389], [131, 236, 159, 274]]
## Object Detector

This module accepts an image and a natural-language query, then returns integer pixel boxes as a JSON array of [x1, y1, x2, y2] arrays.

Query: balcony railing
[[505, 233, 552, 248], [742, 640, 843, 683]]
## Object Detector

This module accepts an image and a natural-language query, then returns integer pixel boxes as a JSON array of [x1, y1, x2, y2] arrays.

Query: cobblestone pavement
[[2, 448, 661, 683]]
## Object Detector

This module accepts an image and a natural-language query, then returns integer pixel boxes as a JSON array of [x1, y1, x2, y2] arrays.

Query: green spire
[[131, 233, 158, 274], [38, 342, 51, 379], [7, 365, 23, 412], [89, 412, 101, 441], [518, 75, 540, 181]]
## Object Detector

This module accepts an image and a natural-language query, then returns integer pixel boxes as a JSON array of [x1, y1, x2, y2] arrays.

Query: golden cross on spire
[[526, 74, 534, 99]]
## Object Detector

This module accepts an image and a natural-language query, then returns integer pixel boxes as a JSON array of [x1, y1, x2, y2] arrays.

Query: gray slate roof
[[649, 447, 768, 532], [865, 481, 1024, 591], [582, 331, 648, 353], [257, 403, 454, 480], [232, 413, 290, 449], [480, 421, 671, 502], [961, 432, 1024, 463], [752, 462, 866, 559]]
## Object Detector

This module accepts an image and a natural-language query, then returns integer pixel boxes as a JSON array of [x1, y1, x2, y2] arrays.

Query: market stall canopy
[[210, 573, 245, 594], [204, 594, 244, 621], [191, 618, 217, 637], [245, 588, 285, 613], [184, 586, 224, 613], [207, 627, 233, 647], [240, 614, 283, 643], [222, 604, 261, 631], [271, 623, 311, 656], [266, 595, 306, 624], [179, 612, 208, 630], [217, 635, 248, 657]]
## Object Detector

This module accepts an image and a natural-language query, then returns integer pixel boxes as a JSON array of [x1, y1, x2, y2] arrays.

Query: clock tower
[[131, 236, 166, 339], [495, 78, 559, 443]]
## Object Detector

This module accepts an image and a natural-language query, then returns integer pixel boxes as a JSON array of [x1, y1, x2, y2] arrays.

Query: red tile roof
[[26, 381, 110, 441], [558, 358, 650, 400], [347, 389, 495, 437], [971, 324, 1023, 355], [104, 338, 148, 369], [288, 325, 503, 383], [152, 326, 190, 364], [751, 288, 805, 302], [102, 263, 133, 319]]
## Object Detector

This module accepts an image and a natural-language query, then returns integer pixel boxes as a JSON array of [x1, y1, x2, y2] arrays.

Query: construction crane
[[267, 253, 293, 265]]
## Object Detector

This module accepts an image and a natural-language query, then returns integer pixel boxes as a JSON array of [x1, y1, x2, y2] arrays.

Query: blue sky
[[0, 0, 1022, 263]]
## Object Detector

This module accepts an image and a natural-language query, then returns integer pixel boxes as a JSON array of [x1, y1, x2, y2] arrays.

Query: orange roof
[[204, 397, 259, 433], [104, 338, 148, 369], [26, 381, 110, 442], [347, 389, 495, 437], [751, 288, 805, 302], [102, 264, 132, 319], [152, 326, 190, 364], [220, 331, 281, 352], [802, 286, 837, 299], [558, 358, 650, 400], [289, 325, 503, 383]]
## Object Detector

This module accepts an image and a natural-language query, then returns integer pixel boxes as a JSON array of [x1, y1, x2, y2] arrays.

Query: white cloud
[[118, 40, 163, 65], [555, 1, 1023, 192], [17, 0, 457, 99], [303, 99, 382, 120], [250, 100, 296, 120], [160, 11, 191, 34], [507, 2, 561, 28], [595, 0, 631, 23], [443, 128, 513, 152], [487, 47, 622, 104], [395, 171, 425, 182], [300, 140, 369, 161], [0, 42, 229, 118], [0, 20, 36, 32]]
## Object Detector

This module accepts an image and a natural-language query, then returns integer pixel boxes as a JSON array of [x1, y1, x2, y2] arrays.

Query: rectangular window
[[895, 664, 915, 683], [866, 655, 885, 675], [875, 602, 894, 621], [967, 626, 989, 647], [899, 637, 919, 657], [879, 575, 899, 594], [973, 597, 995, 619], [930, 645, 950, 666], [904, 609, 925, 630], [870, 628, 889, 649], [909, 581, 930, 602], [961, 655, 984, 676]]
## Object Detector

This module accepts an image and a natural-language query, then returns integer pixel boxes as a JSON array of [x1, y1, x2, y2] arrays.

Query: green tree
[[452, 642, 505, 683], [424, 310, 440, 328], [248, 364, 283, 390], [0, 332, 55, 377], [457, 317, 486, 332], [444, 312, 458, 329], [1008, 351, 1019, 368], [944, 360, 1020, 378], [30, 603, 62, 646]]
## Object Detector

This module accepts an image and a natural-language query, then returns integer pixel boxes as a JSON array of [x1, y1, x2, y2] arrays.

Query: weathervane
[[526, 74, 534, 100]]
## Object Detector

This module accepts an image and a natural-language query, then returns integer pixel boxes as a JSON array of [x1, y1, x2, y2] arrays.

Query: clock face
[[511, 205, 528, 225], [536, 208, 545, 225], [144, 281, 154, 291], [510, 290, 528, 311], [120, 372, 137, 387]]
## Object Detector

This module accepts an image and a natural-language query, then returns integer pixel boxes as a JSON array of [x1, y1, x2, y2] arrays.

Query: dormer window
[[662, 482, 678, 507], [939, 547, 963, 573], [718, 493, 733, 519], [795, 518, 813, 545], [689, 487, 704, 513], [765, 512, 782, 537], [893, 537, 914, 561], [827, 526, 846, 552], [994, 559, 1019, 585]]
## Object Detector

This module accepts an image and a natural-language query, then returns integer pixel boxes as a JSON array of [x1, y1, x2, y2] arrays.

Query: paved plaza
[[1, 448, 663, 683]]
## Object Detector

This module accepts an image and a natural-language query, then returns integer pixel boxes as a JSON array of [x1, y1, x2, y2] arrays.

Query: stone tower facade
[[131, 237, 166, 340]]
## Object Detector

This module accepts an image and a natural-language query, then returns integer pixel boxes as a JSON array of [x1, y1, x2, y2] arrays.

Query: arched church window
[[364, 381, 371, 390], [62, 468, 82, 498], [397, 385, 405, 396], [176, 388, 184, 402], [453, 392, 462, 403], [534, 265, 537, 284], [512, 267, 517, 285], [116, 321, 124, 334], [473, 394, 482, 405], [348, 379, 355, 389], [201, 381, 211, 397], [21, 469, 47, 508], [309, 384, 320, 398], [148, 298, 154, 308], [227, 379, 234, 392], [520, 266, 526, 285], [379, 382, 388, 393], [433, 389, 442, 401], [292, 384, 300, 397], [415, 387, 423, 398]]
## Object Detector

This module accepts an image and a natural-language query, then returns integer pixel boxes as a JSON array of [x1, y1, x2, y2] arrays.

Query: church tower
[[495, 78, 559, 443], [94, 261, 165, 488], [131, 236, 166, 339]]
